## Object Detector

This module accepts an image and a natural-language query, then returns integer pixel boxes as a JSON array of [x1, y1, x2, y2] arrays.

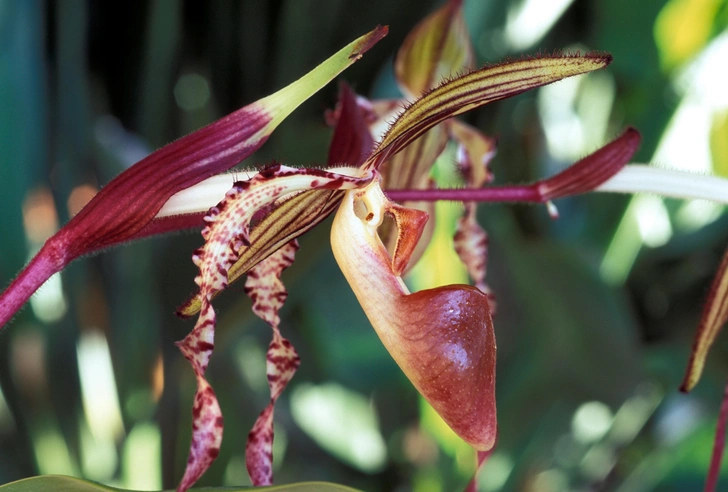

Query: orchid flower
[[6, 2, 728, 492], [0, 21, 626, 487], [167, 50, 633, 490]]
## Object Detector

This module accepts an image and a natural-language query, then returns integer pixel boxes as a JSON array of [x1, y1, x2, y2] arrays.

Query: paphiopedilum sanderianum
[[170, 50, 639, 490], [12, 5, 720, 489]]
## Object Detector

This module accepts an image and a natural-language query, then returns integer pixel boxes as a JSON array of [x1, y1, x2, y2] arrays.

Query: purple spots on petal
[[178, 165, 373, 490], [243, 241, 303, 485], [176, 376, 223, 492]]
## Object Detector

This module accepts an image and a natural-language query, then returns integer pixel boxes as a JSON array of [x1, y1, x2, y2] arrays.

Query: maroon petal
[[327, 83, 375, 168], [386, 127, 640, 204], [0, 26, 387, 329], [0, 97, 272, 328], [538, 127, 641, 200]]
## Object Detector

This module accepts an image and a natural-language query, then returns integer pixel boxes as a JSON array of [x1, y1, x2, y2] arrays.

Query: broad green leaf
[[0, 476, 362, 492]]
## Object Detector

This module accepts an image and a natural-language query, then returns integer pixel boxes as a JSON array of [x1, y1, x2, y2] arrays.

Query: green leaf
[[0, 476, 362, 492]]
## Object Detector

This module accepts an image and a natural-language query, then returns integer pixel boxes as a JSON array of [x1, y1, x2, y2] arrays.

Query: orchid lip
[[330, 177, 497, 451]]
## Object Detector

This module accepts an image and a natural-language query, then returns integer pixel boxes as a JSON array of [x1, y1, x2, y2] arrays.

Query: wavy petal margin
[[244, 240, 300, 485], [0, 26, 387, 330], [394, 0, 473, 98], [176, 165, 372, 490], [180, 87, 379, 317]]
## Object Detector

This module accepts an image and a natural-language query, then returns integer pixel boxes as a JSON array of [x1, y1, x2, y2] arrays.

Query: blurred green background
[[1, 0, 728, 490]]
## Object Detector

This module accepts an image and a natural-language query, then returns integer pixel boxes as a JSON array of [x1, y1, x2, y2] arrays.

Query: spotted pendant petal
[[244, 240, 301, 485], [176, 165, 371, 490], [178, 164, 372, 316], [175, 375, 223, 492]]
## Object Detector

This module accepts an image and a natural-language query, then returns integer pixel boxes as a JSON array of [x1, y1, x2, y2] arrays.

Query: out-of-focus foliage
[[0, 1, 727, 491]]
